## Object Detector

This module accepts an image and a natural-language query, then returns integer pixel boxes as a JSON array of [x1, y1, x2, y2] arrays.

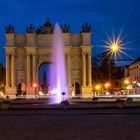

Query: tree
[[92, 51, 116, 83], [0, 64, 5, 93]]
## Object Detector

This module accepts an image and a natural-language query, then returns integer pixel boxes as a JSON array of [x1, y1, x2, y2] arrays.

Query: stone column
[[88, 53, 92, 86], [32, 54, 36, 83], [67, 54, 71, 87], [11, 54, 16, 87], [82, 53, 86, 86], [6, 54, 10, 87], [27, 54, 31, 86]]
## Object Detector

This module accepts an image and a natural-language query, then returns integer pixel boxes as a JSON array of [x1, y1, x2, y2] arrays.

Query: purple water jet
[[49, 23, 68, 103]]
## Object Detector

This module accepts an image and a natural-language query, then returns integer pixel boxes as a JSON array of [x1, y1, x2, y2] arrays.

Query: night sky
[[0, 0, 140, 66]]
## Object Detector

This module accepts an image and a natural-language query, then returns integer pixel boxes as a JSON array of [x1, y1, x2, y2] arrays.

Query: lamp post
[[104, 32, 131, 95], [95, 84, 101, 96], [124, 80, 128, 92], [109, 42, 119, 79], [33, 83, 37, 99], [104, 82, 111, 95], [105, 41, 120, 95], [124, 79, 129, 94]]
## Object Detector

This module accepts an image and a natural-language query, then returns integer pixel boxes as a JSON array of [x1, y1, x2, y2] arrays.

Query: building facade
[[5, 20, 92, 97], [129, 57, 140, 94]]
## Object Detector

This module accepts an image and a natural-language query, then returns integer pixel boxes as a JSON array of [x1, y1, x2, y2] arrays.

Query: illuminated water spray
[[49, 23, 67, 103]]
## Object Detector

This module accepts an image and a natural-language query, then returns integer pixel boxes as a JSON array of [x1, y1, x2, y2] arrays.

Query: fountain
[[49, 23, 68, 103]]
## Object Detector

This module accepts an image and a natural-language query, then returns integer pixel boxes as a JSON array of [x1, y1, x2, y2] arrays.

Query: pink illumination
[[33, 83, 37, 88], [49, 23, 68, 103]]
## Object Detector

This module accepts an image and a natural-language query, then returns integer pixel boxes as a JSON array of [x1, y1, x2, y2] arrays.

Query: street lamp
[[104, 32, 132, 95], [105, 82, 111, 88], [104, 33, 123, 81], [124, 80, 131, 94], [104, 82, 111, 95], [95, 84, 101, 96], [33, 83, 37, 99], [109, 42, 120, 78], [124, 80, 129, 84], [110, 43, 119, 54], [95, 85, 100, 90]]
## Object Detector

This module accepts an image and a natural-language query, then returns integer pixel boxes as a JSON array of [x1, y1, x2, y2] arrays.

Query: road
[[0, 108, 140, 140]]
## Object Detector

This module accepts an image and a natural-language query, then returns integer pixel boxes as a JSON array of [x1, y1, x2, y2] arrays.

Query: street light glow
[[105, 82, 111, 88], [110, 43, 119, 53], [106, 33, 122, 60], [124, 80, 129, 84], [103, 30, 133, 61], [33, 83, 37, 88], [95, 85, 101, 90]]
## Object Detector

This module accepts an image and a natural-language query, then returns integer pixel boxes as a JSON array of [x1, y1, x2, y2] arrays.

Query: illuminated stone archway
[[17, 81, 26, 96], [5, 19, 93, 97], [37, 61, 51, 94], [72, 82, 81, 96]]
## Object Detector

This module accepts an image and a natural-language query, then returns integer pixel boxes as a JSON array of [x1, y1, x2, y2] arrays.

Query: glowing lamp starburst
[[103, 30, 133, 61], [95, 85, 101, 90], [124, 80, 129, 84], [106, 35, 122, 60], [110, 43, 119, 53], [105, 83, 111, 88]]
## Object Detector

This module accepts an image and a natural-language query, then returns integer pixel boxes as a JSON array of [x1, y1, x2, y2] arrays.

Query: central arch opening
[[17, 82, 26, 96], [38, 62, 51, 95]]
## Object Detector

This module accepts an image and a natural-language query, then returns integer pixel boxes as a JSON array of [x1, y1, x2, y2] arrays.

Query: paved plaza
[[0, 108, 140, 140]]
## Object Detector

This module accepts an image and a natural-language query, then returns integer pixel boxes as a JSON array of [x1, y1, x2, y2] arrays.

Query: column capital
[[11, 53, 16, 56], [66, 53, 71, 56], [32, 53, 36, 56], [6, 53, 9, 56], [65, 46, 71, 54], [27, 53, 31, 56], [82, 52, 86, 55]]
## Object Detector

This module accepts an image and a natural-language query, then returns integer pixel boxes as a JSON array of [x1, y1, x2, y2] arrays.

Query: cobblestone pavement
[[0, 109, 140, 140]]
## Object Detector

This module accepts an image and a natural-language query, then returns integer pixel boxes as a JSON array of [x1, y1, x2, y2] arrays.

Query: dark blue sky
[[0, 0, 140, 66]]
